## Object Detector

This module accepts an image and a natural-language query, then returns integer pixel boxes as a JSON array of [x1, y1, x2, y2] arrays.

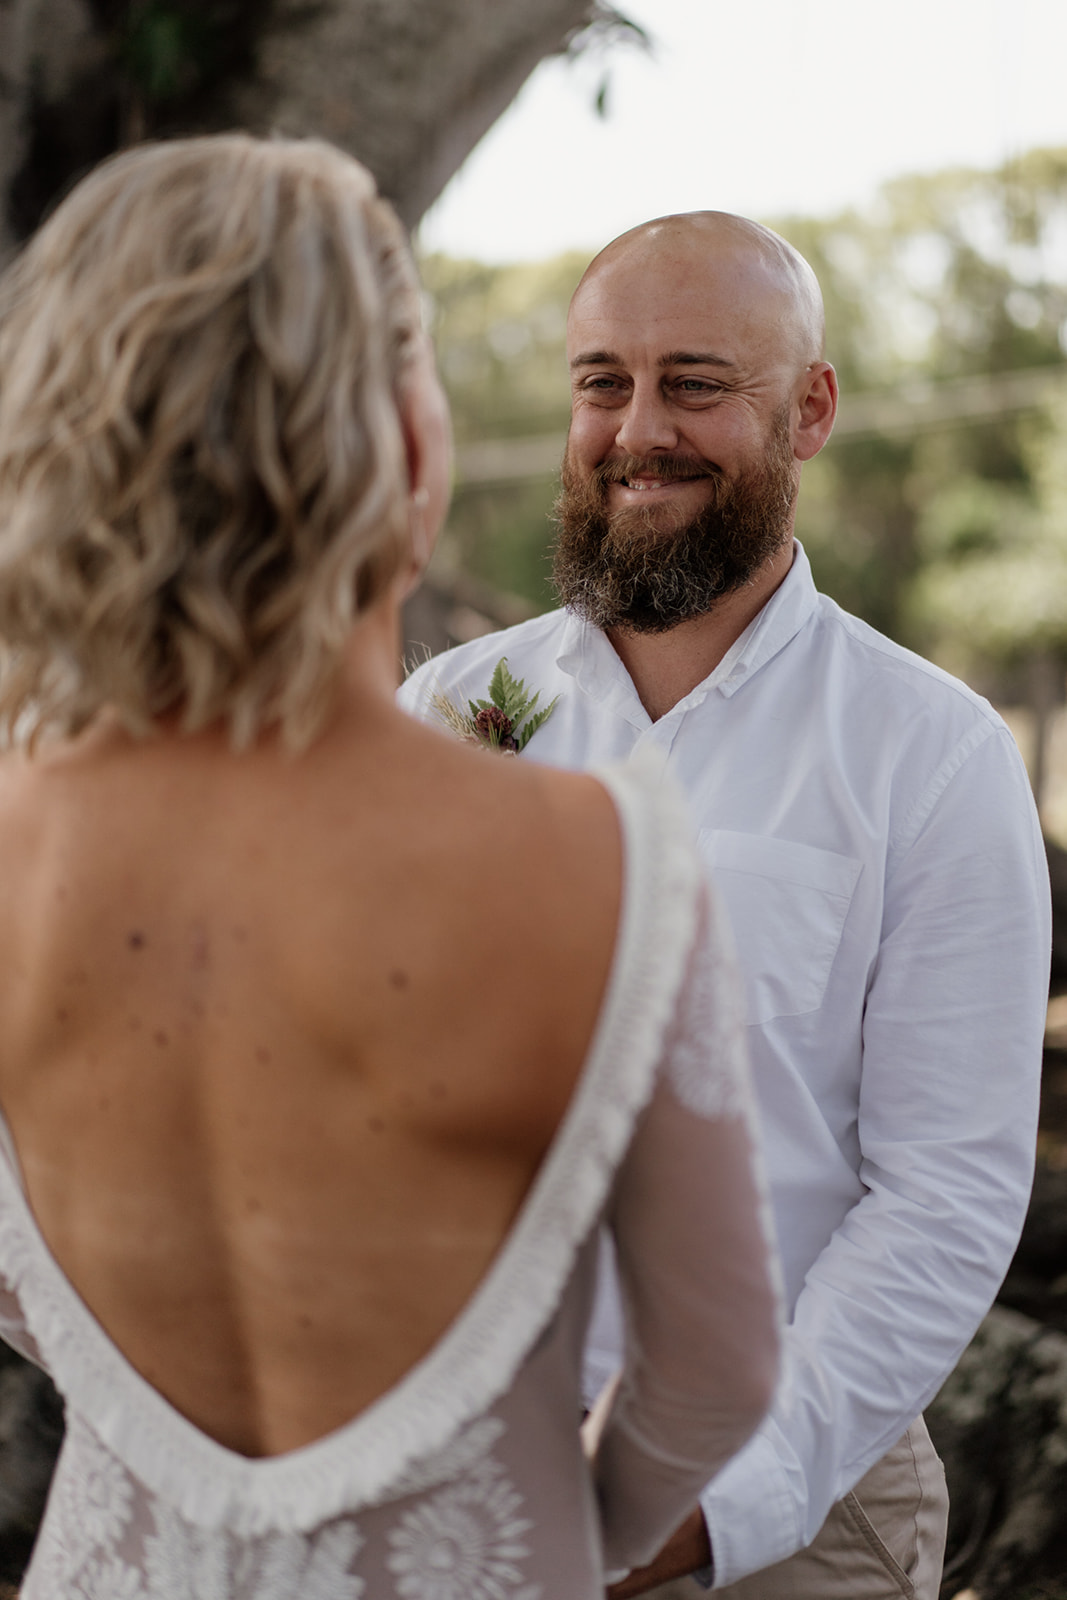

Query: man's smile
[[621, 475, 696, 490], [595, 454, 716, 499], [609, 469, 712, 505]]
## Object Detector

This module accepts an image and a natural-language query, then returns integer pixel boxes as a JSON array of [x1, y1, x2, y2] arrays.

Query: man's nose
[[613, 383, 679, 456]]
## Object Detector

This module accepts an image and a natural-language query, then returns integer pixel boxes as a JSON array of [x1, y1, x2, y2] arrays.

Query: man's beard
[[551, 410, 798, 633]]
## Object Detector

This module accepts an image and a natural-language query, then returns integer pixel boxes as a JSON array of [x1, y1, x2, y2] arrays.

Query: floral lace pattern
[[31, 1417, 369, 1600], [386, 1454, 541, 1600], [30, 1413, 543, 1600]]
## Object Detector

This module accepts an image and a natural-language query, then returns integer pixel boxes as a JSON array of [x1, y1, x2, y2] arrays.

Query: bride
[[0, 134, 778, 1599]]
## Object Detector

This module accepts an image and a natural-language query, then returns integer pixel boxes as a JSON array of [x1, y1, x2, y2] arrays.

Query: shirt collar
[[555, 540, 820, 721]]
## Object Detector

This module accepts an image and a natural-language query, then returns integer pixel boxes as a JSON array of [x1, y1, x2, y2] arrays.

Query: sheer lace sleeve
[[0, 1121, 47, 1370], [593, 881, 781, 1574]]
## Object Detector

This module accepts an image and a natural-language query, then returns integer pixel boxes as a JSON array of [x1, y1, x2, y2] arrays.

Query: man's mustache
[[592, 454, 720, 487]]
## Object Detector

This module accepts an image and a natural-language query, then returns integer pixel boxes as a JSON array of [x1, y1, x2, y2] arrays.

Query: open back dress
[[0, 761, 777, 1600]]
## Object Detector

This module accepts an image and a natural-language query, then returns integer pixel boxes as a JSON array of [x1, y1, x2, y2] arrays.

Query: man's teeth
[[625, 479, 665, 490]]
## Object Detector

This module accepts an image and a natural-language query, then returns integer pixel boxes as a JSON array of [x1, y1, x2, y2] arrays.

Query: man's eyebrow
[[659, 350, 736, 369], [568, 349, 737, 370], [570, 350, 621, 369]]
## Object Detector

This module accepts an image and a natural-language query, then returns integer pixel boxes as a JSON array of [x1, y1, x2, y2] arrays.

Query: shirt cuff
[[700, 1427, 801, 1588]]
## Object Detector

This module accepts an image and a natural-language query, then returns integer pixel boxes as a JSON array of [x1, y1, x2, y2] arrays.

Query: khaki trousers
[[645, 1417, 949, 1600]]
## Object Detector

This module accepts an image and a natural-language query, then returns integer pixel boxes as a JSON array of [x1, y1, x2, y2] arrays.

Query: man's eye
[[576, 376, 626, 400], [675, 378, 721, 395]]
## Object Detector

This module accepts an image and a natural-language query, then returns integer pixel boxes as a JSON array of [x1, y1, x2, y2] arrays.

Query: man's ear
[[793, 362, 838, 462]]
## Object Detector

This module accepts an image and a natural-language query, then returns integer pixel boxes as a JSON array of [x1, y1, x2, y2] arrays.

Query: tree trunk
[[927, 1306, 1067, 1599], [0, 0, 106, 260], [0, 0, 612, 262], [233, 0, 608, 229]]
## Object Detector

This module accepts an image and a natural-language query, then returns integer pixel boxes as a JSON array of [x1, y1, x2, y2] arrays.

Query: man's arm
[[695, 725, 1049, 1587]]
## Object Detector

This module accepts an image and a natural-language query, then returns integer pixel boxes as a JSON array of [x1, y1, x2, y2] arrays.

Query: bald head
[[572, 211, 825, 372]]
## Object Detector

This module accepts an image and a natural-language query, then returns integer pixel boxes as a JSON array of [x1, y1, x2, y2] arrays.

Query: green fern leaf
[[494, 658, 533, 721], [517, 695, 560, 750], [488, 658, 510, 710]]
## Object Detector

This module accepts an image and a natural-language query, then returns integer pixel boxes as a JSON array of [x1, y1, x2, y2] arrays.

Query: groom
[[400, 212, 1051, 1598]]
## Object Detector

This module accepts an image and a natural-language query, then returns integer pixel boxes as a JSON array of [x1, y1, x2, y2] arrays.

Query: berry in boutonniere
[[473, 705, 518, 752]]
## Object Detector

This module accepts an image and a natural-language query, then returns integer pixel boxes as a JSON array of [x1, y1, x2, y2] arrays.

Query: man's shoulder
[[812, 592, 1007, 736], [400, 609, 571, 714]]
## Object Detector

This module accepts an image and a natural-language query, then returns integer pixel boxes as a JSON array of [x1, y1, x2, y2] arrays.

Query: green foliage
[[418, 251, 585, 444], [444, 479, 560, 610], [122, 5, 186, 100], [433, 656, 559, 752], [766, 148, 1067, 661], [516, 700, 558, 749], [904, 391, 1067, 673], [472, 658, 559, 750], [98, 0, 268, 117], [418, 250, 584, 609]]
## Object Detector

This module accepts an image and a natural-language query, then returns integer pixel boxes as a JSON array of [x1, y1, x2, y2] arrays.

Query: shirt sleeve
[[595, 884, 782, 1574], [701, 724, 1050, 1586]]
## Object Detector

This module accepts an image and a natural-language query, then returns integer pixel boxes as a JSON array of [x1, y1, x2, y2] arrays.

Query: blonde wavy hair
[[0, 134, 423, 750]]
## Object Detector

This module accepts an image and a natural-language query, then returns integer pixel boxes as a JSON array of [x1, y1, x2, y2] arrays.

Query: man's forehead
[[577, 211, 806, 289], [573, 245, 786, 319], [566, 263, 787, 367], [567, 213, 823, 366]]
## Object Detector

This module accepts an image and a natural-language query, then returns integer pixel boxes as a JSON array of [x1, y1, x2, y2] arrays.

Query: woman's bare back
[[0, 699, 621, 1459]]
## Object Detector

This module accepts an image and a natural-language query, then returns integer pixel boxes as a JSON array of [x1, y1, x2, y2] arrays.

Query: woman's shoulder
[[471, 752, 709, 1079], [517, 752, 702, 915], [394, 727, 705, 995]]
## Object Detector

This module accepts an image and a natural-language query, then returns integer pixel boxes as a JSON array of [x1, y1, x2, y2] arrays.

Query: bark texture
[[0, 0, 611, 263], [928, 1306, 1067, 1600], [233, 0, 608, 228]]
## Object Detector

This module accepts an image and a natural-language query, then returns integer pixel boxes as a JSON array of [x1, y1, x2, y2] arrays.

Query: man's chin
[[603, 499, 703, 544]]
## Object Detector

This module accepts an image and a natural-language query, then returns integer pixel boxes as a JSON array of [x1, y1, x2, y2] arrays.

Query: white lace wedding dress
[[0, 763, 776, 1600]]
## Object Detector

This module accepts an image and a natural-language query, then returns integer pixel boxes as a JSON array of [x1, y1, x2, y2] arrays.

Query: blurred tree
[[903, 386, 1067, 803], [422, 251, 588, 445], [775, 148, 1067, 646], [0, 0, 644, 257], [419, 251, 585, 608]]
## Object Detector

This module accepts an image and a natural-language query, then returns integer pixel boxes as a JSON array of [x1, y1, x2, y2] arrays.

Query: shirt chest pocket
[[697, 830, 862, 1026]]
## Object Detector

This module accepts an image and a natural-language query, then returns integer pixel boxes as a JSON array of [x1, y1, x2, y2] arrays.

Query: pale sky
[[418, 0, 1067, 264]]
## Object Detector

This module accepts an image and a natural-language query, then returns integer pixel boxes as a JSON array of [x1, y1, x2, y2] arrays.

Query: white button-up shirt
[[399, 543, 1050, 1586]]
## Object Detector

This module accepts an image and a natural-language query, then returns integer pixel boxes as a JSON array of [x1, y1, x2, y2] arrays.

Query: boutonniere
[[431, 657, 559, 755]]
